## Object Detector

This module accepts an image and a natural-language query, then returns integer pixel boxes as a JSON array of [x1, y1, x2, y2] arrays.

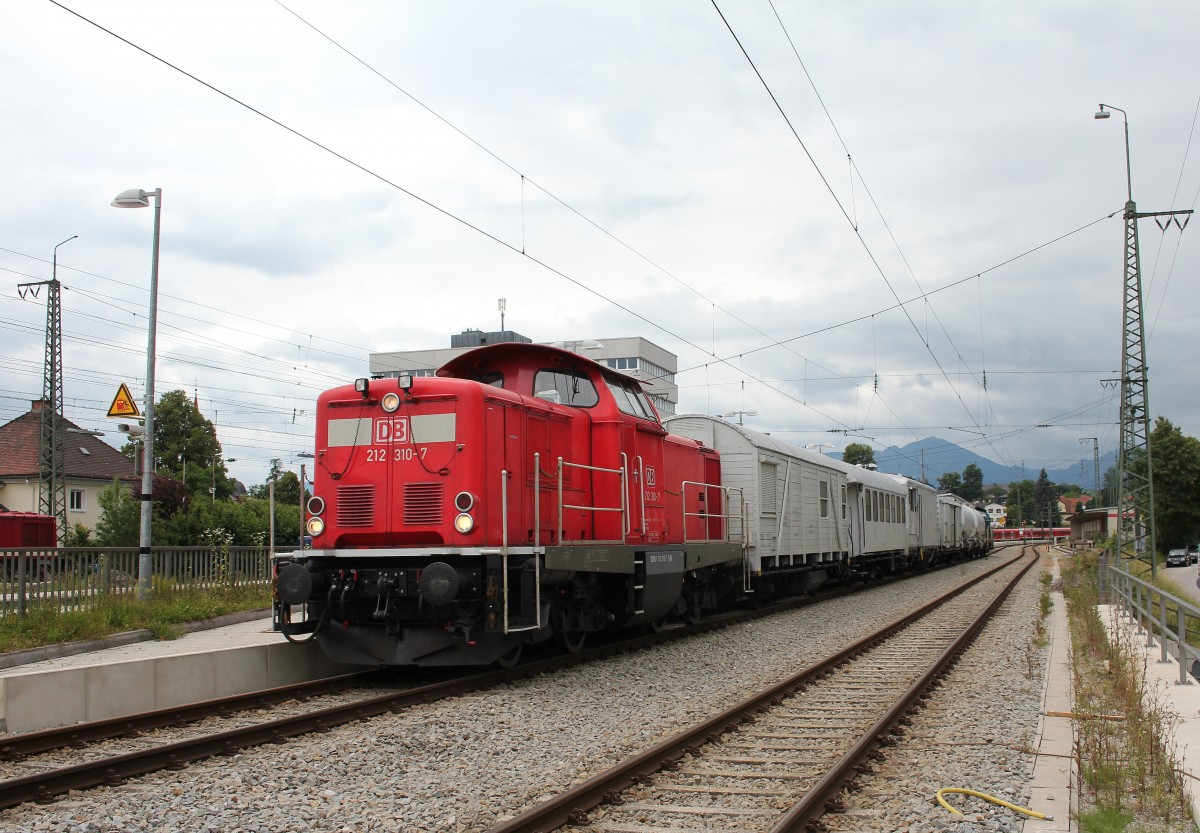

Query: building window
[[69, 489, 85, 512]]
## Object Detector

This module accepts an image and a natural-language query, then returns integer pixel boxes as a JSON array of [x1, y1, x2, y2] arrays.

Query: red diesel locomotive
[[274, 342, 744, 666]]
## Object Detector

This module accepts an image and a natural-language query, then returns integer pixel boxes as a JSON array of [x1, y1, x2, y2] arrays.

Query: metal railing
[[1106, 560, 1200, 685], [557, 455, 627, 545], [680, 481, 745, 545], [0, 546, 285, 617]]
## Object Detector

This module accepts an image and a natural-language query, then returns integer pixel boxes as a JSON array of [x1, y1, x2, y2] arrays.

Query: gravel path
[[2, 552, 1039, 833]]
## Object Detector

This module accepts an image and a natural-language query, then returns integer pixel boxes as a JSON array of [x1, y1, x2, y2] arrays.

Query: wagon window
[[841, 485, 847, 519], [819, 480, 829, 518], [533, 370, 599, 408]]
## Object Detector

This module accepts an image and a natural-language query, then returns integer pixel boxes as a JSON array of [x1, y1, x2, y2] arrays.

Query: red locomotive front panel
[[275, 343, 742, 667]]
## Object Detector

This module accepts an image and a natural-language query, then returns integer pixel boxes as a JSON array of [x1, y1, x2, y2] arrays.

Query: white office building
[[369, 330, 679, 415]]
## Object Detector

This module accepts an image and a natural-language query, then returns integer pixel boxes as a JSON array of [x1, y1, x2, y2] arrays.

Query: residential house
[[0, 401, 138, 535]]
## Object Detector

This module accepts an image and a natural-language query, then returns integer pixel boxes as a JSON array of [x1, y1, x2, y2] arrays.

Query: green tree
[[1033, 468, 1060, 527], [1005, 479, 1036, 527], [1100, 466, 1119, 507], [94, 479, 139, 546], [1144, 417, 1200, 549], [937, 471, 962, 492], [842, 443, 875, 467], [960, 464, 983, 502], [139, 390, 233, 503]]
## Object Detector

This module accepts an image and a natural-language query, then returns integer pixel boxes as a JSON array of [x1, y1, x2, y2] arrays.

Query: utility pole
[[17, 235, 76, 542], [1096, 104, 1192, 579], [1079, 437, 1100, 497]]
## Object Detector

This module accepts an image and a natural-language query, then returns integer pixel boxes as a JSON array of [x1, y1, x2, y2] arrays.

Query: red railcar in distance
[[0, 512, 57, 548], [992, 526, 1070, 542]]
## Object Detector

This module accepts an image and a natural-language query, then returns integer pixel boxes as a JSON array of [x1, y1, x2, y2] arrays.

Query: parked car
[[1167, 547, 1189, 567]]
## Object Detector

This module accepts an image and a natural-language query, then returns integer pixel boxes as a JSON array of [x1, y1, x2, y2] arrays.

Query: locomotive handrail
[[556, 456, 628, 545], [635, 454, 646, 537], [497, 468, 541, 634], [680, 480, 745, 545]]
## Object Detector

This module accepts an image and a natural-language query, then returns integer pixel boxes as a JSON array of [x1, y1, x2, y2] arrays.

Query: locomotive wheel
[[557, 630, 587, 654], [495, 644, 523, 669]]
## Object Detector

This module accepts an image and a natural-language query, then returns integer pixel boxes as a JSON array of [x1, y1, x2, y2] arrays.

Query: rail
[[0, 546, 284, 617], [1106, 561, 1200, 686]]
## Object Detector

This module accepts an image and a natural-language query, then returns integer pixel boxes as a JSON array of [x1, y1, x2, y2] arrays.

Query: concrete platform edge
[[1022, 554, 1077, 833], [0, 607, 272, 671]]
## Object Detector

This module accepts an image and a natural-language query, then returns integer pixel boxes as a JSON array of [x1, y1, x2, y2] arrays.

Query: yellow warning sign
[[107, 383, 141, 419]]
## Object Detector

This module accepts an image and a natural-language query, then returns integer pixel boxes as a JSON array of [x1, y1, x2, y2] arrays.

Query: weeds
[[1063, 554, 1192, 830], [0, 585, 271, 654]]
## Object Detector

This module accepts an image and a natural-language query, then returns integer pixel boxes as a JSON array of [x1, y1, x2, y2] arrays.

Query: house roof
[[1057, 495, 1092, 514], [0, 401, 137, 483]]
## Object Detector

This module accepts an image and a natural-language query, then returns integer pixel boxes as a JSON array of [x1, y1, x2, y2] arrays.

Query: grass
[[0, 585, 272, 654], [1062, 548, 1193, 832]]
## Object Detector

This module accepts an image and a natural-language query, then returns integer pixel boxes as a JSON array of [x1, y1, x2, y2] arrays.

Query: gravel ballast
[[4, 551, 1047, 833]]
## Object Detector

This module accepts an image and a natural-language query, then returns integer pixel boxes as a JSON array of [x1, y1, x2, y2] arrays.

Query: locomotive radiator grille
[[337, 484, 376, 527], [404, 482, 444, 525]]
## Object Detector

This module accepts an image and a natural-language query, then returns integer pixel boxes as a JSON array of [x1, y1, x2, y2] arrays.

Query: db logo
[[644, 467, 657, 487], [373, 417, 409, 444]]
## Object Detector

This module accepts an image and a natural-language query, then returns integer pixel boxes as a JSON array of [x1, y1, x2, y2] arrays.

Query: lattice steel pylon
[[17, 236, 77, 542], [1096, 104, 1192, 579], [1114, 197, 1155, 576]]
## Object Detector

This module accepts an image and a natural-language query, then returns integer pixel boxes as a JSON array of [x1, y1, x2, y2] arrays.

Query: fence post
[[16, 550, 27, 617], [1159, 595, 1169, 660], [1177, 606, 1192, 685]]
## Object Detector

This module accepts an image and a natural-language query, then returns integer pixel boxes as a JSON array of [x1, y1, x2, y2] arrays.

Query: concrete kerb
[[1020, 550, 1077, 833]]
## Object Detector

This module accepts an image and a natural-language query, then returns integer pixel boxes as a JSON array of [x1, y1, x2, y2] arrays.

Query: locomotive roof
[[437, 341, 648, 390]]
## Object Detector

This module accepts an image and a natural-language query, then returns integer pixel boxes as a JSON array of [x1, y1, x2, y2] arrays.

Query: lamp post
[[111, 187, 162, 599], [297, 452, 314, 548], [803, 442, 835, 455]]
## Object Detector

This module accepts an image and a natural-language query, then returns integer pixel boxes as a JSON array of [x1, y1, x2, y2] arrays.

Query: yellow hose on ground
[[935, 787, 1053, 821]]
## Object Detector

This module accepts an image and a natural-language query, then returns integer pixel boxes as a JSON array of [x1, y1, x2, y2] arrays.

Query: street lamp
[[296, 452, 315, 549], [803, 442, 835, 455], [111, 187, 162, 599], [1094, 105, 1132, 203]]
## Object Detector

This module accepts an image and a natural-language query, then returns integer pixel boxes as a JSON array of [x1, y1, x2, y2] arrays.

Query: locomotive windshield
[[533, 369, 599, 407], [605, 377, 658, 422]]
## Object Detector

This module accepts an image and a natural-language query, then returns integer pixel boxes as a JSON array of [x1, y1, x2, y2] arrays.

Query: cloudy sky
[[2, 1, 1197, 491]]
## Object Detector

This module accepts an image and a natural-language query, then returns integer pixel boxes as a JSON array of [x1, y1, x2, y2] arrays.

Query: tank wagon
[[273, 342, 991, 667]]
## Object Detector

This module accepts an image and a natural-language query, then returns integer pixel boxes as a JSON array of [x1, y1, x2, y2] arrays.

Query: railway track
[[0, 550, 1025, 811], [487, 547, 1036, 833]]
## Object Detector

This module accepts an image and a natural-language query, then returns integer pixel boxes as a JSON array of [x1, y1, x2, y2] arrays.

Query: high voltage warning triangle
[[107, 383, 141, 419]]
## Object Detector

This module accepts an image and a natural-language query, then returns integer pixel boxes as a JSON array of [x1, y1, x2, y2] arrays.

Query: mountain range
[[831, 437, 1116, 491]]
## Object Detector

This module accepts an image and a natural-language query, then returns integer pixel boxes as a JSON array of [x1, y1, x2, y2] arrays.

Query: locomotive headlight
[[307, 495, 325, 516], [453, 512, 475, 534], [307, 516, 326, 536], [381, 392, 401, 413]]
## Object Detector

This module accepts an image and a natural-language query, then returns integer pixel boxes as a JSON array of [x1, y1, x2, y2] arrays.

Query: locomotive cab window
[[533, 369, 599, 408], [605, 378, 658, 422]]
